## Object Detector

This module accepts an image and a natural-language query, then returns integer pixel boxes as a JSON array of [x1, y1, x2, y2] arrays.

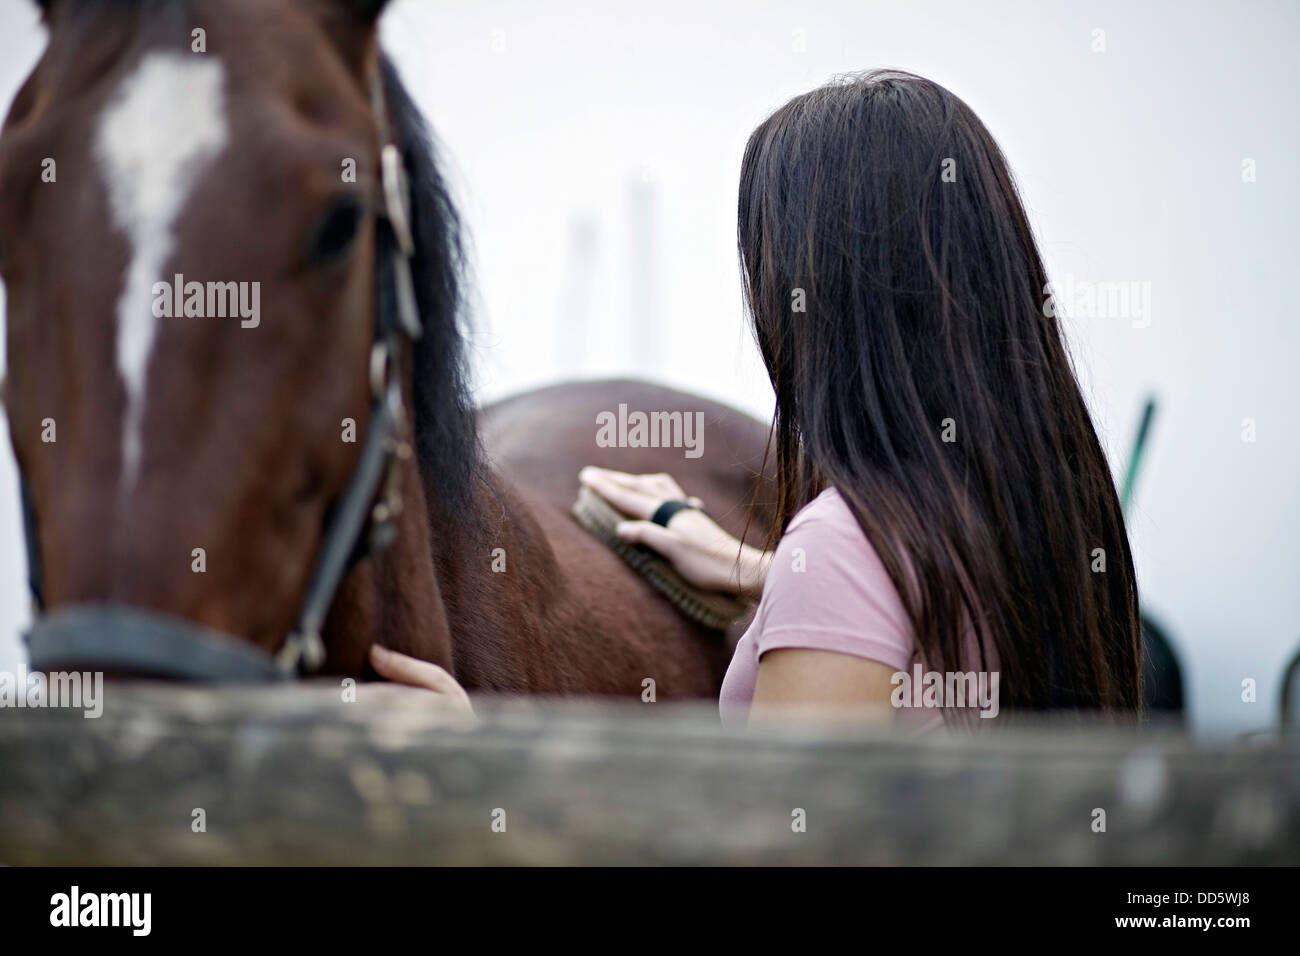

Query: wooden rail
[[0, 684, 1296, 865]]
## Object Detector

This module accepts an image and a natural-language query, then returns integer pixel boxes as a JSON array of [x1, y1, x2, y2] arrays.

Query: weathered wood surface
[[0, 684, 1296, 865]]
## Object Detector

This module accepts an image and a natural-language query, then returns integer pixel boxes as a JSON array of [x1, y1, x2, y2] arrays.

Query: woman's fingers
[[580, 468, 658, 519], [580, 466, 686, 499], [368, 646, 476, 720], [579, 467, 695, 522], [370, 644, 460, 695], [579, 466, 650, 490], [615, 519, 681, 558], [581, 466, 648, 490]]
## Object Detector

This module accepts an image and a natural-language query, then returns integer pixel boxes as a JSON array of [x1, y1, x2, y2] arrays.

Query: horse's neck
[[425, 469, 563, 687], [326, 453, 560, 683], [325, 451, 456, 675]]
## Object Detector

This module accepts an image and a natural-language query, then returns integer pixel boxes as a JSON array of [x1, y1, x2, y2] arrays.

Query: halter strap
[[275, 59, 420, 674]]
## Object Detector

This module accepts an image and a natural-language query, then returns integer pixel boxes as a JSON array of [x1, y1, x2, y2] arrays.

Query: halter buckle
[[277, 628, 327, 674]]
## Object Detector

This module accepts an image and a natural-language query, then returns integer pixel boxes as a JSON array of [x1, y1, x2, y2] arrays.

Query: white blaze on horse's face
[[94, 52, 228, 488]]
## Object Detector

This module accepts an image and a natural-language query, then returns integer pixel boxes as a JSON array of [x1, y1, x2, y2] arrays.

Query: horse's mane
[[378, 56, 483, 529]]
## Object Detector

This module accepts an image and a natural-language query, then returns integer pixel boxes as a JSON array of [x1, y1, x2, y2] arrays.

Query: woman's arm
[[749, 648, 898, 726], [369, 643, 898, 727]]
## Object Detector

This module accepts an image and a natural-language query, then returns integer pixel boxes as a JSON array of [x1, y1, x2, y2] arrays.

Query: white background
[[1, 0, 1296, 732]]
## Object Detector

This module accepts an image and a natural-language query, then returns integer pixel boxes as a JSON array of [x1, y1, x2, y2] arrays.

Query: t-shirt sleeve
[[751, 501, 915, 671]]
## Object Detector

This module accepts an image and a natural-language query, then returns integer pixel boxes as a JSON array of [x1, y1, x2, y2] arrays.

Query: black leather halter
[[20, 64, 422, 682]]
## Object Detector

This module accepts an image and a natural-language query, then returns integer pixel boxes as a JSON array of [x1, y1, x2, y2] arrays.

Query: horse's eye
[[307, 196, 363, 265]]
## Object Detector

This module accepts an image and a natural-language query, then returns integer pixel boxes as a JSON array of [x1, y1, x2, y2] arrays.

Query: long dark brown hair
[[739, 70, 1141, 711]]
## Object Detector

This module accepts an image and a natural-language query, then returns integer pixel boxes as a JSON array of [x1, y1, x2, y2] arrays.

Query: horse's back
[[479, 379, 774, 544], [471, 379, 774, 698]]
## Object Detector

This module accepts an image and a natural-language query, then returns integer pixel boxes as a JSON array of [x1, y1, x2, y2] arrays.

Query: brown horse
[[1, 0, 771, 697]]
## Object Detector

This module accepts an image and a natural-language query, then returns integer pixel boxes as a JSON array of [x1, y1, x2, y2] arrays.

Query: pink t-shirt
[[719, 487, 993, 730]]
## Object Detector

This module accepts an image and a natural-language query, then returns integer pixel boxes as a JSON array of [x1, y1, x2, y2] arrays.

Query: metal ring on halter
[[370, 340, 395, 399]]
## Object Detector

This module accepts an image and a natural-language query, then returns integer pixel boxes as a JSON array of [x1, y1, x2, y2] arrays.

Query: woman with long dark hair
[[374, 69, 1142, 726]]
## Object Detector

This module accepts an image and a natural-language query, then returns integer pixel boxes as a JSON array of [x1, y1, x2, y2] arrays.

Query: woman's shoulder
[[756, 485, 914, 669], [786, 486, 864, 540], [773, 486, 895, 593]]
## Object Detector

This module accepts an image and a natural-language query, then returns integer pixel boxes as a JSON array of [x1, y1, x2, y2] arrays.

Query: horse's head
[[0, 0, 465, 678]]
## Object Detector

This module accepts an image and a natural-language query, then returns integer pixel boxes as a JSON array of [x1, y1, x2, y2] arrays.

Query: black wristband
[[650, 499, 697, 528]]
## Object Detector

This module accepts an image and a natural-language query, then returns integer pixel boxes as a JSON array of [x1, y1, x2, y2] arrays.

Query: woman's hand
[[578, 466, 771, 600], [368, 645, 476, 719]]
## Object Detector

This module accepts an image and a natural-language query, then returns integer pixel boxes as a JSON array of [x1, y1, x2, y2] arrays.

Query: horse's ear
[[314, 0, 394, 78]]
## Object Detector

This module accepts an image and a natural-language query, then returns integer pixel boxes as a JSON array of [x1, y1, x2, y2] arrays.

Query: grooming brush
[[571, 485, 750, 631]]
